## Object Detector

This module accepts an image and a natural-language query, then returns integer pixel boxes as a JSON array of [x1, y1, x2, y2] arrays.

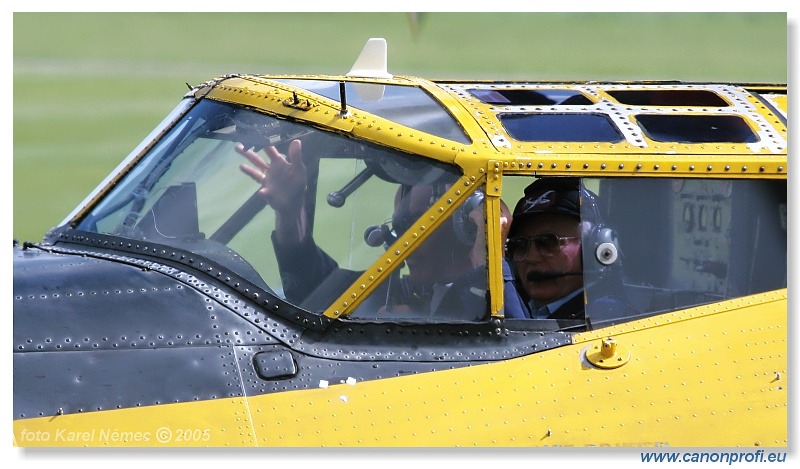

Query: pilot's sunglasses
[[507, 234, 580, 261]]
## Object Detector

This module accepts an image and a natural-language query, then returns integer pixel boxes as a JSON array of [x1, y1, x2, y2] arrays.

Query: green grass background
[[13, 12, 787, 242]]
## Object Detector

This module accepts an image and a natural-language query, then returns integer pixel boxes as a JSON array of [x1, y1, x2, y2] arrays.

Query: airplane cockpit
[[72, 96, 489, 323], [70, 88, 787, 333]]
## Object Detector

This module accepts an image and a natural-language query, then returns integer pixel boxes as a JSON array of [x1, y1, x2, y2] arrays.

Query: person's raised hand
[[236, 139, 306, 216]]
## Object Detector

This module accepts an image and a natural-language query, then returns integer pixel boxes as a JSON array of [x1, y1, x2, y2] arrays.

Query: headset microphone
[[526, 271, 582, 281]]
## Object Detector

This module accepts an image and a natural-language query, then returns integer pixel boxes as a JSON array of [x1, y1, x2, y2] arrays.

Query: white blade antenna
[[347, 38, 393, 79]]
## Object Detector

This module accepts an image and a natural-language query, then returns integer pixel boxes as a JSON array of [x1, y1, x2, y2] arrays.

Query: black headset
[[579, 185, 621, 270], [452, 189, 485, 246], [365, 185, 485, 248]]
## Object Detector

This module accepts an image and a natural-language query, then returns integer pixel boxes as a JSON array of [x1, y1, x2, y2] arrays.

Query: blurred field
[[13, 12, 787, 242]]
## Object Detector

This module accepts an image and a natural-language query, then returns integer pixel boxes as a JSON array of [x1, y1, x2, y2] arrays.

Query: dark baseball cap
[[512, 177, 580, 220]]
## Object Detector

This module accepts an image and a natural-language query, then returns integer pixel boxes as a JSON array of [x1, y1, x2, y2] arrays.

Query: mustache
[[526, 270, 582, 281]]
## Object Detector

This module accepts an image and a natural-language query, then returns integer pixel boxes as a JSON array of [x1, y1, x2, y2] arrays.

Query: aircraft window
[[502, 176, 786, 329], [607, 90, 730, 107], [583, 177, 786, 327], [76, 99, 467, 317], [274, 79, 471, 144], [468, 89, 593, 106], [498, 113, 624, 142], [635, 114, 759, 143]]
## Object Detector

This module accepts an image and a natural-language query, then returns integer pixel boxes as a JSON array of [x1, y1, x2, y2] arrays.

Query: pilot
[[504, 177, 635, 321], [235, 139, 506, 320]]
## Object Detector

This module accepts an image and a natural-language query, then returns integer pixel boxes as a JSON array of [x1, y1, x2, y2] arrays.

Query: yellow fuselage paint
[[14, 290, 786, 447]]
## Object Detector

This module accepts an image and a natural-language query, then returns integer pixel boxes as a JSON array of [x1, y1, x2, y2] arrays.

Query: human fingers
[[264, 144, 288, 167], [264, 139, 304, 169], [238, 163, 266, 184], [235, 143, 268, 171], [286, 139, 303, 166]]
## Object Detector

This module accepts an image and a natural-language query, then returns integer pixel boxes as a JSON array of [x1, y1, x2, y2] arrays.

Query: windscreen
[[76, 99, 487, 320]]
